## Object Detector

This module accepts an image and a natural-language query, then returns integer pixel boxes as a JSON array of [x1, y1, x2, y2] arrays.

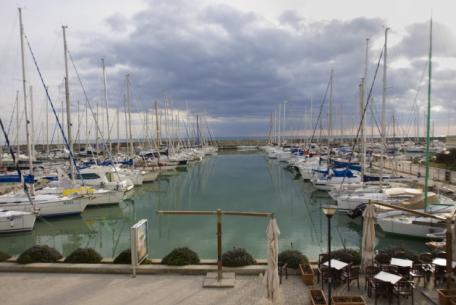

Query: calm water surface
[[0, 152, 427, 259]]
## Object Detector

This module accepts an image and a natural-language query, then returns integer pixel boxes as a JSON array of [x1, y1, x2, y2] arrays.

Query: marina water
[[0, 152, 426, 259]]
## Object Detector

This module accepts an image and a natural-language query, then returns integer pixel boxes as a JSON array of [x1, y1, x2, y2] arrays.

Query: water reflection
[[0, 152, 428, 259]]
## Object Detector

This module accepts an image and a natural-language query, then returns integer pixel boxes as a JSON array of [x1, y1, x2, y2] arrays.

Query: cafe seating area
[[305, 248, 456, 305]]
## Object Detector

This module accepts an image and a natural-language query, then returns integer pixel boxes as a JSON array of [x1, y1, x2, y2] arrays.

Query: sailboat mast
[[18, 8, 34, 194], [117, 106, 120, 154], [310, 96, 313, 146], [15, 91, 19, 157], [126, 74, 133, 156], [278, 104, 281, 146], [85, 93, 88, 150], [361, 38, 369, 181], [96, 103, 99, 153], [329, 69, 333, 145], [123, 94, 128, 154], [29, 86, 35, 160], [62, 25, 74, 180], [424, 19, 433, 210], [283, 100, 287, 144], [380, 28, 389, 185], [46, 87, 49, 155], [102, 58, 111, 153]]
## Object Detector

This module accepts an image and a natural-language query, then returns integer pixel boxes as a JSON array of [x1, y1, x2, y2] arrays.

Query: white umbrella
[[265, 218, 281, 303], [361, 202, 376, 269]]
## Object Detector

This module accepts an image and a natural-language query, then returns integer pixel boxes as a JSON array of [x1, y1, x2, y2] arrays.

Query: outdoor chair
[[319, 265, 332, 286], [397, 266, 412, 280], [319, 253, 328, 267], [436, 251, 447, 258], [373, 279, 391, 305], [365, 265, 379, 296], [434, 265, 446, 286], [341, 264, 360, 291], [418, 252, 433, 264], [393, 251, 406, 259], [381, 264, 398, 274], [393, 280, 414, 305], [279, 262, 288, 284], [409, 263, 427, 287]]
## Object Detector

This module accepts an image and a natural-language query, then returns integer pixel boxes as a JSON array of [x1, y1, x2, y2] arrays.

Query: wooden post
[[217, 209, 222, 282], [156, 209, 273, 287]]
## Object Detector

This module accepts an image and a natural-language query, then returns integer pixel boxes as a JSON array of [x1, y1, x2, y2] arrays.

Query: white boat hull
[[0, 210, 36, 232], [75, 190, 124, 206]]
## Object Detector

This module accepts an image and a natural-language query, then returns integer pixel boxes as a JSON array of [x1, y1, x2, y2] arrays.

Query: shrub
[[375, 252, 390, 265], [331, 248, 361, 265], [382, 247, 418, 262], [161, 247, 200, 266], [113, 249, 131, 264], [0, 251, 11, 262], [17, 245, 62, 264], [64, 248, 102, 264], [278, 250, 308, 269], [222, 247, 255, 267], [320, 249, 361, 265]]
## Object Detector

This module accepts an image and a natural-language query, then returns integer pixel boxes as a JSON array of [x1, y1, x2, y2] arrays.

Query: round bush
[[332, 248, 361, 265], [222, 247, 255, 267], [0, 251, 11, 262], [17, 245, 62, 264], [64, 248, 102, 264], [381, 247, 418, 263], [375, 252, 391, 264], [278, 250, 308, 269], [113, 249, 131, 264], [161, 247, 200, 266]]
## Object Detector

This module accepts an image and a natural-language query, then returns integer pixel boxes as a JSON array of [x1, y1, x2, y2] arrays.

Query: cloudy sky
[[0, 0, 455, 141]]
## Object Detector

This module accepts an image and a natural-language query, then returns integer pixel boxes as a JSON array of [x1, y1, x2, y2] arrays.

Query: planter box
[[332, 296, 366, 305], [299, 263, 314, 285], [437, 290, 456, 305], [310, 289, 327, 305]]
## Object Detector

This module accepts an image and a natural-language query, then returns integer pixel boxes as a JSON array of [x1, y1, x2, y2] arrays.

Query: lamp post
[[323, 205, 337, 305]]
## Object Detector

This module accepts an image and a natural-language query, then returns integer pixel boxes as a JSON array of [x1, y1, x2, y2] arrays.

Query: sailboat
[[375, 19, 456, 239], [0, 9, 87, 217]]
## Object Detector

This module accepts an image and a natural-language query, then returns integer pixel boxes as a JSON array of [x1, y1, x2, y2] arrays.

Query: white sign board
[[131, 219, 148, 277]]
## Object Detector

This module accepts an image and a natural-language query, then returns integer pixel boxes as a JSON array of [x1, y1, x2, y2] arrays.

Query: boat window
[[77, 173, 101, 180], [106, 172, 113, 182]]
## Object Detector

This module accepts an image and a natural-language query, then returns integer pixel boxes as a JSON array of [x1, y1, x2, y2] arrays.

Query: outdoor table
[[433, 258, 456, 268], [374, 271, 402, 305], [374, 271, 402, 285], [390, 258, 413, 268], [322, 259, 349, 286], [323, 259, 349, 271]]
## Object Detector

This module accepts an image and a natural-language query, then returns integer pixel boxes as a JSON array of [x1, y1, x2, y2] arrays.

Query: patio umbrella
[[265, 217, 281, 303], [361, 202, 376, 269]]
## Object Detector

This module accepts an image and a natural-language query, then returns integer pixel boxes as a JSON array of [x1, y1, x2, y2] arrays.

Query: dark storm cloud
[[71, 1, 456, 136]]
